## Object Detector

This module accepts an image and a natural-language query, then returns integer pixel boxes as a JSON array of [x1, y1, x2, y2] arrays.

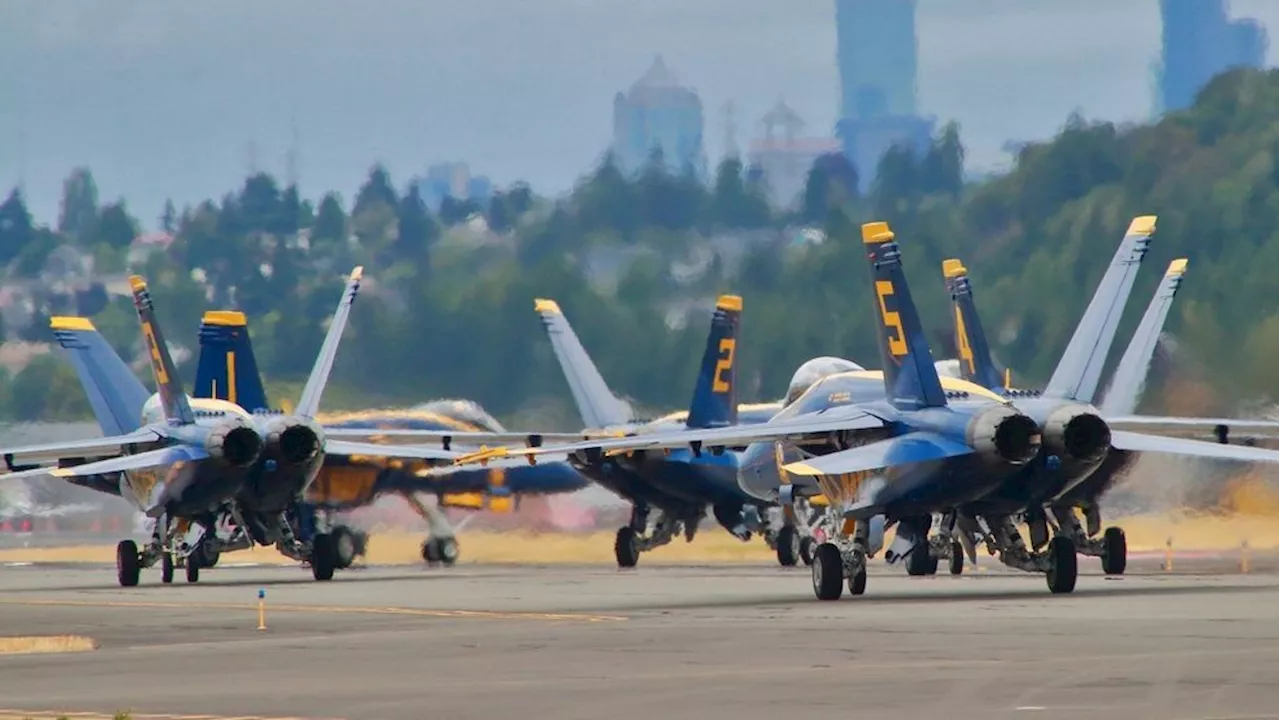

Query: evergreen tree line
[[0, 68, 1274, 426]]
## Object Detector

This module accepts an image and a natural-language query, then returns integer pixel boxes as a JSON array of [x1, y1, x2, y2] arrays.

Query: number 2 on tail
[[713, 338, 736, 393], [875, 281, 908, 357]]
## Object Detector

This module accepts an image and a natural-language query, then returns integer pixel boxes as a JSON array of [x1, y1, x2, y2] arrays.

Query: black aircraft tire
[[1046, 536, 1078, 594], [775, 525, 800, 567], [906, 545, 933, 576], [311, 533, 337, 581], [1101, 526, 1127, 576], [799, 536, 816, 566], [847, 568, 867, 596], [332, 526, 357, 570], [812, 543, 844, 601], [615, 526, 640, 568], [161, 552, 174, 584], [437, 537, 459, 567], [185, 554, 200, 583], [422, 538, 441, 564], [949, 541, 964, 575], [926, 555, 940, 575], [116, 540, 141, 587]]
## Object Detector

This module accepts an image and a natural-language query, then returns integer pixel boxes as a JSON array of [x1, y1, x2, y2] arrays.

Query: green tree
[[58, 167, 99, 239], [0, 188, 34, 264]]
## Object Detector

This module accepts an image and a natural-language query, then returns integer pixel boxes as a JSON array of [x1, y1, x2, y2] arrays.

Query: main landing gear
[[613, 505, 693, 568], [1053, 504, 1127, 576], [978, 514, 1078, 594], [400, 492, 459, 568], [115, 512, 222, 587], [810, 517, 871, 601]]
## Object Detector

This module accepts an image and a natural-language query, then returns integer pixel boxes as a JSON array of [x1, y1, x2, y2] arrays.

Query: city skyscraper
[[1157, 0, 1268, 113], [611, 56, 706, 178], [832, 0, 934, 191]]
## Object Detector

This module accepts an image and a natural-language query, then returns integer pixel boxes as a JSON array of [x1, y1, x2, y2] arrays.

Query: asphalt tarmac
[[0, 558, 1275, 720]]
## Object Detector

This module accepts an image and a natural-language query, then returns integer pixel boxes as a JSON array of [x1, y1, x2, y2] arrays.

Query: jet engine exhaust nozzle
[[1044, 405, 1111, 463], [266, 418, 324, 466], [207, 421, 265, 468], [967, 406, 1042, 466]]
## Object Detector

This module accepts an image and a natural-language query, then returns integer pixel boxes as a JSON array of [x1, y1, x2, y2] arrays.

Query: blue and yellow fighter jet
[[482, 219, 1278, 600], [0, 268, 488, 586], [940, 250, 1277, 577], [189, 310, 588, 568], [530, 295, 814, 567]]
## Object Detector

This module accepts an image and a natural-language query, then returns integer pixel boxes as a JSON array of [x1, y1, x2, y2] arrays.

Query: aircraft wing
[[452, 407, 890, 465], [0, 428, 168, 465], [2, 444, 208, 481], [1109, 431, 1280, 463], [325, 439, 469, 462], [322, 428, 594, 448]]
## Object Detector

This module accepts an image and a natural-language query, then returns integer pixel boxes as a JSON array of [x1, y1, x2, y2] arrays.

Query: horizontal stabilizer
[[464, 407, 888, 464], [1106, 415, 1278, 438], [4, 445, 208, 482], [0, 428, 166, 464], [323, 428, 592, 447], [782, 432, 973, 477], [1109, 431, 1280, 463], [326, 439, 467, 462]]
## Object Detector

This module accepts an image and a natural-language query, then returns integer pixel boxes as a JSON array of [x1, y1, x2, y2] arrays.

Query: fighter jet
[[941, 251, 1277, 577], [189, 310, 587, 569], [0, 267, 481, 586], [470, 219, 1279, 600], [529, 295, 803, 567]]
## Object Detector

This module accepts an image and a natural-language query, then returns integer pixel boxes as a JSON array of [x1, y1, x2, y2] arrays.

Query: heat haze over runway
[[0, 559, 1274, 720]]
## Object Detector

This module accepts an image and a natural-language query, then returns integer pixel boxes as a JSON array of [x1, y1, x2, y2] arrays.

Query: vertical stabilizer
[[129, 275, 196, 426], [942, 258, 1005, 392], [1098, 258, 1188, 415], [861, 222, 948, 410], [193, 311, 271, 412], [534, 298, 633, 429], [49, 317, 151, 435], [684, 295, 742, 429], [1043, 216, 1157, 401]]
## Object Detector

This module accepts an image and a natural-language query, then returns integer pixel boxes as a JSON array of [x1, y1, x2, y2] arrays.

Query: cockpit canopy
[[784, 356, 866, 406], [415, 399, 507, 433]]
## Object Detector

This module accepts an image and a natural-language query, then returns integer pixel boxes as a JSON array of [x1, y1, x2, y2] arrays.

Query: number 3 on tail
[[713, 338, 736, 393], [875, 281, 908, 357]]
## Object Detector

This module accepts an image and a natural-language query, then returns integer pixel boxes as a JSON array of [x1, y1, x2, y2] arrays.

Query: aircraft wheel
[[775, 525, 800, 567], [437, 536, 459, 567], [161, 551, 174, 584], [847, 568, 867, 596], [116, 540, 141, 587], [332, 526, 357, 570], [1101, 527, 1127, 576], [1046, 536, 1078, 594], [926, 555, 940, 575], [185, 554, 200, 583], [200, 536, 220, 568], [812, 543, 844, 601], [311, 533, 337, 581], [906, 545, 933, 576], [799, 536, 816, 566], [614, 526, 640, 568], [949, 541, 964, 575]]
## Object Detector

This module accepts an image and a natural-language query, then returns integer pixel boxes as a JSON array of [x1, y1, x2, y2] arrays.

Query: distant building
[[1157, 0, 1269, 113], [833, 0, 935, 191], [413, 162, 493, 213], [611, 56, 706, 178], [747, 101, 841, 209]]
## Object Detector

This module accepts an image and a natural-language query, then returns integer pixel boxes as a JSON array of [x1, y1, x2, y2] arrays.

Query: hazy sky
[[2, 0, 1277, 229]]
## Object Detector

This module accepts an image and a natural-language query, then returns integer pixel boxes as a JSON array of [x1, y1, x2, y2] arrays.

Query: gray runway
[[0, 560, 1275, 720]]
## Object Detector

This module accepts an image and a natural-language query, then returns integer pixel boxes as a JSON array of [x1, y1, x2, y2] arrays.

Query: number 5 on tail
[[875, 281, 908, 357]]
